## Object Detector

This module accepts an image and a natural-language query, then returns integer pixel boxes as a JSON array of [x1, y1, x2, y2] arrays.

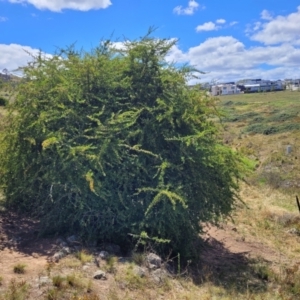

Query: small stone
[[53, 250, 66, 262], [32, 252, 39, 258], [82, 265, 89, 271], [93, 270, 107, 280], [98, 251, 109, 259], [62, 247, 72, 254]]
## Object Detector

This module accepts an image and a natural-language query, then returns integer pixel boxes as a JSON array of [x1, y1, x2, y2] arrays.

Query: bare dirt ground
[[0, 209, 297, 299], [0, 211, 58, 297]]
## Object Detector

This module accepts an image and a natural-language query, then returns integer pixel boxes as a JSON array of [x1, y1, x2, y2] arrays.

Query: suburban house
[[211, 82, 241, 96]]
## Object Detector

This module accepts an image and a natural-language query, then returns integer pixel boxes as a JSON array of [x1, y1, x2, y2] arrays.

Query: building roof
[[244, 84, 260, 87]]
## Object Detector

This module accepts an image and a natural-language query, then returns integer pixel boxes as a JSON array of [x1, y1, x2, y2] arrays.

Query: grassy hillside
[[219, 90, 300, 193]]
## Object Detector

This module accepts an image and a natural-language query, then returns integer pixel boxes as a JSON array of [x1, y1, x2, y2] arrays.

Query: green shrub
[[13, 264, 26, 274], [0, 34, 243, 260], [3, 279, 29, 300], [0, 96, 8, 106]]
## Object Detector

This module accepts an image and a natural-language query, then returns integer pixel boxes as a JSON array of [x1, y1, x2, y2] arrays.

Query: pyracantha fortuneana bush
[[0, 34, 243, 259]]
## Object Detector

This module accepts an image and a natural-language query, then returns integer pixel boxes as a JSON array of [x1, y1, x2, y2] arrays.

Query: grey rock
[[148, 263, 157, 270], [52, 250, 67, 262], [38, 276, 51, 285], [134, 266, 147, 278], [62, 247, 72, 254], [286, 228, 300, 236], [93, 270, 107, 280], [98, 251, 109, 259], [33, 276, 51, 289], [146, 253, 162, 269], [32, 253, 39, 258], [151, 268, 168, 283], [82, 265, 90, 271]]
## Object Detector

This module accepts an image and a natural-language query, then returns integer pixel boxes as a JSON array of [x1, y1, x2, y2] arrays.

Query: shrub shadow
[[191, 236, 269, 294], [0, 209, 57, 257]]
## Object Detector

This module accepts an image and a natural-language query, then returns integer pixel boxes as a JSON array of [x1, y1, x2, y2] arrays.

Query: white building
[[237, 79, 283, 93], [211, 83, 241, 96], [286, 79, 300, 91]]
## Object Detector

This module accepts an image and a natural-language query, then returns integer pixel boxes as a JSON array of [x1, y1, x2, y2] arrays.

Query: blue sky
[[1, 0, 300, 82]]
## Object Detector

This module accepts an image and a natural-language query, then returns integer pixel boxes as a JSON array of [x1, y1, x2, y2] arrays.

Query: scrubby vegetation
[[0, 34, 243, 259]]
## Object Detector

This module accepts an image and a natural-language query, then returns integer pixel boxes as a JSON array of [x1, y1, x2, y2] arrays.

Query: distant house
[[211, 83, 241, 96], [285, 79, 300, 91], [237, 79, 283, 93]]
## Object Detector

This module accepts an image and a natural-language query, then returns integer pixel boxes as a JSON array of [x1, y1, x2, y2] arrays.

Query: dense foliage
[[0, 96, 8, 106], [0, 36, 242, 258]]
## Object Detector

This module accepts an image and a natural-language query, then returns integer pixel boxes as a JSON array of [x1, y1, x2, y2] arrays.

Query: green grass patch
[[243, 123, 300, 135], [13, 264, 26, 274], [267, 111, 298, 122], [222, 111, 260, 122]]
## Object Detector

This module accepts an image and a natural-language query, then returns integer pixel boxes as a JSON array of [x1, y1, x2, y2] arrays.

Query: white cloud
[[229, 21, 238, 26], [216, 19, 226, 24], [196, 21, 220, 32], [196, 19, 231, 32], [0, 16, 8, 22], [261, 9, 273, 21], [166, 44, 188, 63], [251, 6, 300, 45], [253, 22, 262, 31], [166, 36, 300, 82], [110, 41, 127, 51], [245, 21, 262, 36], [0, 44, 49, 73], [8, 0, 111, 12], [173, 1, 203, 15]]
